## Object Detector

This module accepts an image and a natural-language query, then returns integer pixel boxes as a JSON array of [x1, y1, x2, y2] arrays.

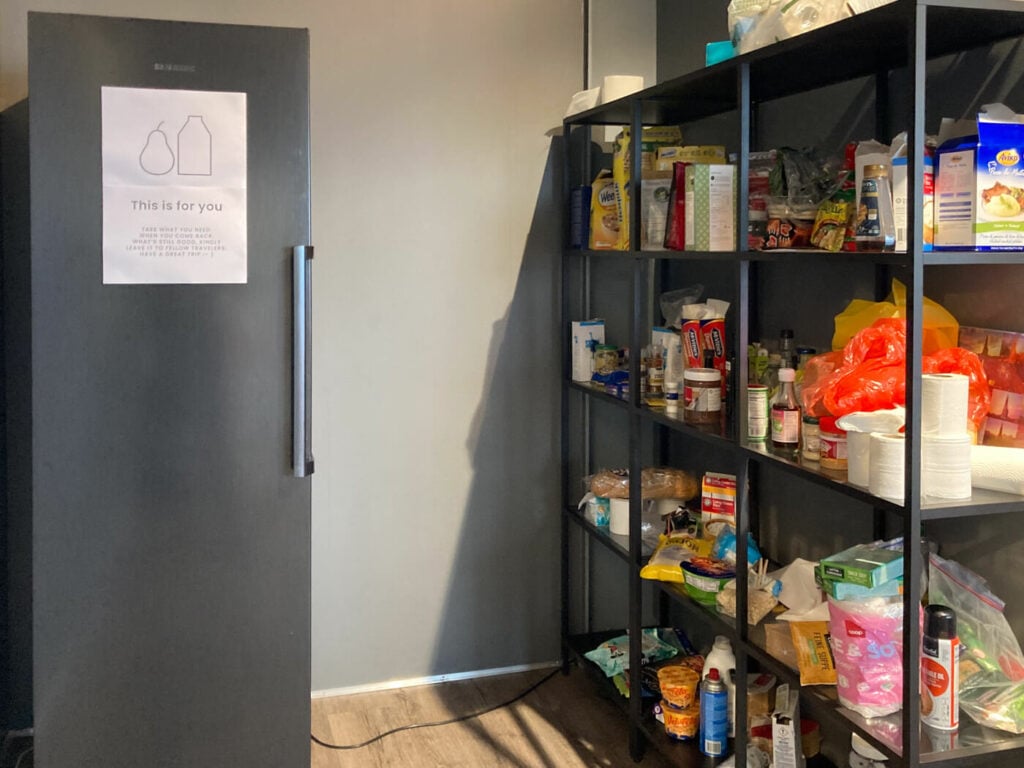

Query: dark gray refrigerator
[[2, 12, 313, 767]]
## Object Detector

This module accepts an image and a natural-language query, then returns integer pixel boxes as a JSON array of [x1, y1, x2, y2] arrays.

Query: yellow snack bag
[[789, 621, 837, 686]]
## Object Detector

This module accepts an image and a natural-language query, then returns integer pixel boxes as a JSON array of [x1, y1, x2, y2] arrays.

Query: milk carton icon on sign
[[177, 115, 212, 175]]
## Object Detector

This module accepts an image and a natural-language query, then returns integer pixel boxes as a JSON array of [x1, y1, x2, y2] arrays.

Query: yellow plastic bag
[[832, 279, 958, 354]]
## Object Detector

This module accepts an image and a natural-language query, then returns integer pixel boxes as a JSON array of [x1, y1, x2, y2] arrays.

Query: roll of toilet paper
[[601, 76, 645, 143], [922, 373, 969, 437], [922, 434, 972, 500], [846, 430, 873, 487], [609, 497, 630, 536], [869, 433, 906, 501], [971, 445, 1024, 495], [601, 75, 645, 104]]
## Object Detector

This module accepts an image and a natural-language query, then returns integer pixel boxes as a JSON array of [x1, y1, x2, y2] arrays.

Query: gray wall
[[2, 0, 582, 692]]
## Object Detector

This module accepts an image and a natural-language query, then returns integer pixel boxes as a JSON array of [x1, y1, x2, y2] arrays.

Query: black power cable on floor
[[311, 667, 562, 751]]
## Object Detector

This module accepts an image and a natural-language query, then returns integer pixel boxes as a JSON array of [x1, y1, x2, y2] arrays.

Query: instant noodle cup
[[660, 700, 700, 741], [657, 664, 700, 709]]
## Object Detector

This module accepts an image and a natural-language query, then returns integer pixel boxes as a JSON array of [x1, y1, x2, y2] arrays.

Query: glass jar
[[818, 416, 848, 471], [683, 368, 722, 424], [594, 344, 619, 376], [802, 415, 820, 462]]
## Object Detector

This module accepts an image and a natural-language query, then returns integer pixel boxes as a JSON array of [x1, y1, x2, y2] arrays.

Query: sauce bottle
[[771, 367, 800, 454]]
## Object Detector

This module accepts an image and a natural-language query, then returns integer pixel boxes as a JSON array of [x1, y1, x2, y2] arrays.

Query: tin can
[[922, 605, 959, 730], [747, 384, 769, 440], [700, 668, 728, 757]]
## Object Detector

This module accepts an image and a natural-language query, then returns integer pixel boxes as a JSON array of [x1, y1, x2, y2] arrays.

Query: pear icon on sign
[[139, 121, 175, 175]]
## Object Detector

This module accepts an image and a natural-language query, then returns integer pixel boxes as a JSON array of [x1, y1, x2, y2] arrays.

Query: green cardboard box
[[818, 544, 903, 588]]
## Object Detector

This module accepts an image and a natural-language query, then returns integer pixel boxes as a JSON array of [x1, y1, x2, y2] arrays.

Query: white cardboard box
[[571, 319, 605, 382], [684, 164, 736, 251], [772, 684, 805, 768]]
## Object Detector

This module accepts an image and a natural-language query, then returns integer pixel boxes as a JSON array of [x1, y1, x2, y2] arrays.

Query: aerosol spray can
[[921, 604, 959, 730], [700, 667, 729, 757]]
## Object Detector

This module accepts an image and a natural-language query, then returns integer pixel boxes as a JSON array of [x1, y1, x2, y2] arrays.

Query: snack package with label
[[789, 621, 837, 686], [827, 595, 903, 717], [588, 467, 698, 500], [584, 629, 678, 678]]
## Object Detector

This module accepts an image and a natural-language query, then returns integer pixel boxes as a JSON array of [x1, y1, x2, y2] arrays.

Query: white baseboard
[[310, 660, 560, 699]]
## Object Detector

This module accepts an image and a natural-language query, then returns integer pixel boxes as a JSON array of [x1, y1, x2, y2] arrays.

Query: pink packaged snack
[[827, 595, 904, 718]]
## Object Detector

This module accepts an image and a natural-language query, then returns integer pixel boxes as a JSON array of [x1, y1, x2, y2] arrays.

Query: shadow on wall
[[423, 137, 567, 765]]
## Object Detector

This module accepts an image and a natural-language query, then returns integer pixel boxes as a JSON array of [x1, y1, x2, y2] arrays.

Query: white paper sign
[[102, 87, 247, 284]]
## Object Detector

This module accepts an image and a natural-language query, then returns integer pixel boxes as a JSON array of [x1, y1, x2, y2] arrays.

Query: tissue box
[[684, 164, 736, 251], [571, 319, 605, 382], [819, 543, 903, 588]]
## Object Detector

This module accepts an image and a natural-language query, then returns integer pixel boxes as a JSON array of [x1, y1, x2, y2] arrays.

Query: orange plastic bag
[[832, 279, 959, 354], [803, 318, 991, 430]]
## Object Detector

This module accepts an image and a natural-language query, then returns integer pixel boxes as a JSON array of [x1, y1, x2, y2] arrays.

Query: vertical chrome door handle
[[293, 245, 315, 477]]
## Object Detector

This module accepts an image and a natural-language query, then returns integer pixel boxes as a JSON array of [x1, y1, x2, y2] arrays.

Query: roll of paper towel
[[971, 445, 1024, 495], [869, 433, 905, 501], [922, 373, 969, 436], [922, 434, 972, 500]]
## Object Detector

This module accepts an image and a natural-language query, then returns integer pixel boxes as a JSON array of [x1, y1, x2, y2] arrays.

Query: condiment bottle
[[802, 415, 820, 462], [818, 416, 848, 471], [856, 164, 896, 251], [771, 367, 800, 454], [779, 328, 797, 369]]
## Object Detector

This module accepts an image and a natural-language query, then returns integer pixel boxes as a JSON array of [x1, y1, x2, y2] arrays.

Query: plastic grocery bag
[[832, 279, 959, 354], [928, 553, 1024, 733], [827, 595, 904, 718], [802, 317, 991, 427]]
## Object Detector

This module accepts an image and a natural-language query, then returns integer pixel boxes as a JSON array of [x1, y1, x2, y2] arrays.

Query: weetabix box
[[684, 164, 736, 251]]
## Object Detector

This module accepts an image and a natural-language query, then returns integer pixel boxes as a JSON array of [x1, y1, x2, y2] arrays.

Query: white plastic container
[[703, 635, 737, 737]]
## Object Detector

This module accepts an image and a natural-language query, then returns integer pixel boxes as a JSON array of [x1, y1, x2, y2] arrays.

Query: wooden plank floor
[[311, 667, 680, 768]]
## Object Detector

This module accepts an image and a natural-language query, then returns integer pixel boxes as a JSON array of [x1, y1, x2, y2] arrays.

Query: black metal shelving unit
[[560, 2, 1024, 767]]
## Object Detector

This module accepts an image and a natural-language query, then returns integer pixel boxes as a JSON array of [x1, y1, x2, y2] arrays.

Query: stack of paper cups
[[869, 433, 906, 501], [921, 372, 972, 501]]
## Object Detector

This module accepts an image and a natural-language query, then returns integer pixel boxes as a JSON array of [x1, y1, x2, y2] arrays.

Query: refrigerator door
[[26, 13, 310, 767]]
